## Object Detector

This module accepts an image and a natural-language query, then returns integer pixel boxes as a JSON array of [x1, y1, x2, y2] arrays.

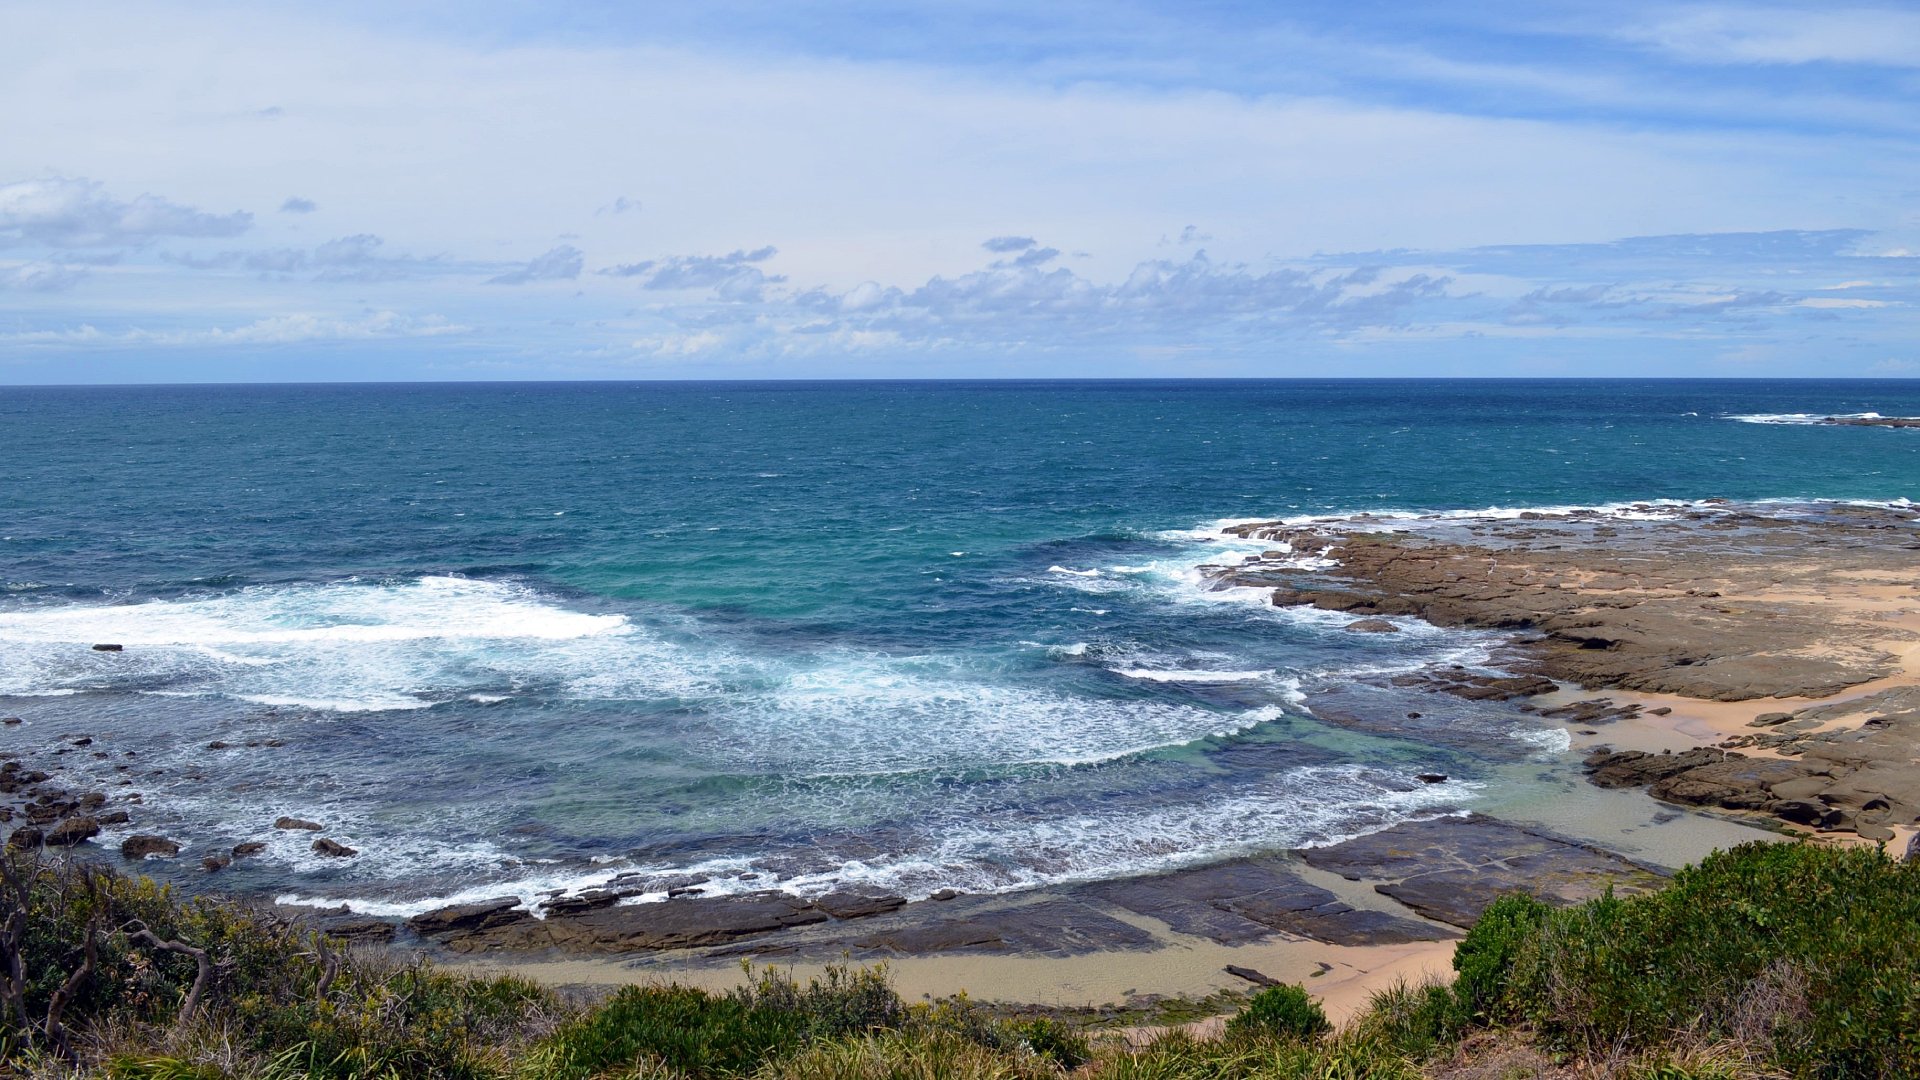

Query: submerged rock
[[275, 816, 323, 831], [311, 837, 357, 857]]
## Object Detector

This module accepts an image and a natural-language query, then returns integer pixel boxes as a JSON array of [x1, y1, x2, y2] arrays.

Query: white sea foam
[[278, 763, 1479, 914], [0, 576, 726, 710], [697, 651, 1284, 776], [1112, 668, 1274, 684], [1722, 411, 1914, 425], [1511, 727, 1573, 755]]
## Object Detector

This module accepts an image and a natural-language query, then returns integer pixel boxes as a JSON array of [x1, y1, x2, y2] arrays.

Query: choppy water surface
[[3, 379, 1918, 913]]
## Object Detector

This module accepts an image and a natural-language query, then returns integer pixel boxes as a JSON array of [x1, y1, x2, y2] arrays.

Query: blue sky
[[1, 1, 1916, 381]]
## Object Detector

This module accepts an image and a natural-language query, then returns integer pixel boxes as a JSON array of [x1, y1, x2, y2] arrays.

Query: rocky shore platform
[[1217, 500, 1920, 847]]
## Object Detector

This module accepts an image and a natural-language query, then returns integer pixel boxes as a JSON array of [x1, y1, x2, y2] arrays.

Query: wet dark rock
[[45, 816, 100, 846], [813, 891, 909, 920], [0, 717, 19, 726], [1225, 965, 1281, 987], [460, 892, 828, 954], [202, 856, 230, 872], [1343, 619, 1401, 634], [847, 899, 1157, 957], [322, 918, 398, 942], [1390, 670, 1559, 701], [929, 889, 960, 901], [538, 890, 619, 917], [410, 897, 530, 937], [6, 827, 43, 850], [1083, 860, 1452, 947], [232, 841, 267, 857], [1583, 747, 1729, 789], [120, 835, 180, 859], [91, 643, 123, 652], [1415, 773, 1448, 784], [311, 838, 357, 857], [1297, 814, 1665, 929], [1648, 757, 1817, 813], [275, 816, 323, 831], [97, 811, 130, 825], [1771, 800, 1845, 830]]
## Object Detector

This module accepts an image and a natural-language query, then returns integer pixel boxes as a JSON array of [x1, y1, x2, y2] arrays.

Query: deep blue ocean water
[[2, 379, 1917, 912]]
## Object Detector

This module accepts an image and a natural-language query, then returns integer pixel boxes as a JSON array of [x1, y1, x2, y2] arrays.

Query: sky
[[1, 1, 1917, 382]]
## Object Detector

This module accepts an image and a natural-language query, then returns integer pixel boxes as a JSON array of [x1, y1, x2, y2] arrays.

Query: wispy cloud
[[0, 261, 88, 292], [487, 245, 584, 285], [7, 311, 469, 347], [1612, 6, 1920, 67], [0, 177, 250, 249]]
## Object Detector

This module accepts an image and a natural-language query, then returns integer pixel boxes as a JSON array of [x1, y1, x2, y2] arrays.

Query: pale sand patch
[[449, 935, 1458, 1029]]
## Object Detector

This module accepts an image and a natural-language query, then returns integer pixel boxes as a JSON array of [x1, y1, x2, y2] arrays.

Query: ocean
[[2, 379, 1917, 915]]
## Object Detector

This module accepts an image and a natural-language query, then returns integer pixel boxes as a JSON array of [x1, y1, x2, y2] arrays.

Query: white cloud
[[0, 176, 250, 249], [1798, 297, 1892, 309]]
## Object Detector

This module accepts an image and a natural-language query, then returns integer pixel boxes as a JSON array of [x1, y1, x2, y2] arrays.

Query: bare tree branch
[[125, 921, 213, 1038]]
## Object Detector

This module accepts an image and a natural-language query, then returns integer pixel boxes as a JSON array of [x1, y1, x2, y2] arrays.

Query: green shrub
[[1009, 1017, 1090, 1069], [1487, 841, 1920, 1078], [1221, 984, 1329, 1044], [531, 984, 803, 1079], [1352, 978, 1465, 1063], [1449, 891, 1549, 1025], [757, 1029, 1062, 1080], [730, 963, 906, 1040]]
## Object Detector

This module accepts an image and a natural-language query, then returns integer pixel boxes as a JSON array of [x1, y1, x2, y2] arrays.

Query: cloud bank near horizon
[[1, 2, 1916, 381]]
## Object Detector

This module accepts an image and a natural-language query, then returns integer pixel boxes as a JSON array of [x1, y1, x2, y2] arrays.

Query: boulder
[[275, 816, 323, 831], [1343, 619, 1401, 634], [45, 817, 100, 846], [91, 643, 123, 652], [232, 841, 267, 857], [120, 835, 181, 859], [6, 826, 43, 850], [202, 855, 231, 872], [311, 838, 357, 857]]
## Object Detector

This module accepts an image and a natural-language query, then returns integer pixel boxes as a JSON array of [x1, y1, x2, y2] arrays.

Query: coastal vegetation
[[1, 841, 1914, 1079]]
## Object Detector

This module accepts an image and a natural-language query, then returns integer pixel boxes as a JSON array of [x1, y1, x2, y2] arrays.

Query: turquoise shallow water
[[1, 379, 1917, 912]]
